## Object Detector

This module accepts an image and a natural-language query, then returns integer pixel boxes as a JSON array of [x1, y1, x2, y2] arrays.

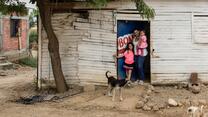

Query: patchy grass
[[29, 31, 38, 44], [19, 57, 37, 68]]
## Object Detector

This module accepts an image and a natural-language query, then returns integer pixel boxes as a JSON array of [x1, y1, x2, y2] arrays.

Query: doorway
[[117, 20, 151, 82]]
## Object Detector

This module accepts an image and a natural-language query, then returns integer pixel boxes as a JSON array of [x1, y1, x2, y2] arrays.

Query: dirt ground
[[0, 66, 207, 117]]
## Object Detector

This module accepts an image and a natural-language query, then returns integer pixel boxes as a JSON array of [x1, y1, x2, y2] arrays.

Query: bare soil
[[0, 66, 207, 117]]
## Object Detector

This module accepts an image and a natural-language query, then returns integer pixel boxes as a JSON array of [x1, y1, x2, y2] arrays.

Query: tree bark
[[37, 0, 68, 93]]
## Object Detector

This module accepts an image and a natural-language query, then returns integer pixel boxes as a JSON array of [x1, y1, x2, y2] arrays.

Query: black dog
[[105, 71, 127, 101]]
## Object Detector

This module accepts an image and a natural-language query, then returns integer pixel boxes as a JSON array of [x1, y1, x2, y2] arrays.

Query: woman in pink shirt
[[136, 30, 148, 84], [118, 42, 134, 83]]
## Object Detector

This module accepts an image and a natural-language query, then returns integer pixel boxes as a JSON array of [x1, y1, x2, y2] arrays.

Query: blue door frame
[[117, 20, 150, 81]]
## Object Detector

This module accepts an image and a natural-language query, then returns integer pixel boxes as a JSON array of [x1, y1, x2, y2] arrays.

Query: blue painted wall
[[117, 20, 146, 37]]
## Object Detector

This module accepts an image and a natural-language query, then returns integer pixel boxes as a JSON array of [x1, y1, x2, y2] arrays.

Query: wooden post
[[37, 14, 42, 89], [18, 27, 22, 50]]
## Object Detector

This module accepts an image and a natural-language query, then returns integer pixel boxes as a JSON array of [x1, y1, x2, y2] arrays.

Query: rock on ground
[[168, 98, 178, 107]]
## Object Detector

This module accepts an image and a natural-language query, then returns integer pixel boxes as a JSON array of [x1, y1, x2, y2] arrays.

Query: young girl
[[137, 30, 148, 55], [124, 42, 135, 82], [118, 42, 134, 83]]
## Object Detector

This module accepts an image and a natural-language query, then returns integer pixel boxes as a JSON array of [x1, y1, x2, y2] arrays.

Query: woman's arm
[[113, 53, 124, 59], [141, 36, 147, 42], [117, 54, 124, 58]]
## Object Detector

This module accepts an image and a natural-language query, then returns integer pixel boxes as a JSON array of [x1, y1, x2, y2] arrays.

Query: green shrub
[[19, 57, 37, 68], [29, 31, 38, 44]]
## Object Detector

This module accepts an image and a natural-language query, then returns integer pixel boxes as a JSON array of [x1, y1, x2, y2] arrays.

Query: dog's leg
[[110, 86, 114, 96], [200, 105, 204, 117], [119, 87, 123, 101], [107, 84, 112, 97], [194, 108, 202, 117], [125, 70, 129, 80], [112, 88, 116, 101]]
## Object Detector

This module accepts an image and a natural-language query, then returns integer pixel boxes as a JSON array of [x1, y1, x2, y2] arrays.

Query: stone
[[143, 105, 152, 111], [142, 94, 148, 98], [191, 85, 201, 94], [199, 99, 207, 105], [142, 98, 148, 103], [201, 84, 206, 88], [147, 90, 152, 95], [148, 85, 155, 91], [0, 62, 13, 70], [168, 98, 178, 107], [154, 90, 160, 93], [191, 100, 199, 106], [176, 83, 188, 89], [183, 100, 191, 106], [153, 105, 160, 111], [177, 84, 182, 89], [188, 83, 192, 89], [178, 102, 183, 107], [158, 103, 166, 109], [147, 102, 155, 108], [0, 72, 7, 76], [158, 110, 164, 115], [135, 101, 145, 109], [143, 95, 151, 101]]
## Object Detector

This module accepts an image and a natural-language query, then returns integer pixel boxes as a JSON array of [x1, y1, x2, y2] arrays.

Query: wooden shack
[[38, 0, 208, 86]]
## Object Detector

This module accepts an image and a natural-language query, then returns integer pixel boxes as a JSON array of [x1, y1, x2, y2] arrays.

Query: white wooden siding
[[40, 11, 117, 85], [77, 11, 117, 85], [39, 0, 208, 86]]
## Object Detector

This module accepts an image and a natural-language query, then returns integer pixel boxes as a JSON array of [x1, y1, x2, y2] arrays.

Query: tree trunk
[[37, 0, 68, 93]]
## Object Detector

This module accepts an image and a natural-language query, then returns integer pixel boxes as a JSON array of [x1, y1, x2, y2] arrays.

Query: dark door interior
[[117, 20, 150, 82]]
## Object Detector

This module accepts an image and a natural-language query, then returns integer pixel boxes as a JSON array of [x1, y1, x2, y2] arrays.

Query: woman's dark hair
[[125, 42, 134, 53]]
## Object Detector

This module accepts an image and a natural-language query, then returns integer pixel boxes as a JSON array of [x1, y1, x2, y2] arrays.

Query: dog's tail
[[105, 71, 111, 79]]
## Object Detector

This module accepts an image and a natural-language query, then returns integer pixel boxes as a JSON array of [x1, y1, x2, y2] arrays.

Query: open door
[[117, 20, 150, 82]]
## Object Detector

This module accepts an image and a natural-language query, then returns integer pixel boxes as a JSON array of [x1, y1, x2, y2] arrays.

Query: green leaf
[[134, 0, 155, 20], [0, 0, 28, 16], [87, 0, 110, 8]]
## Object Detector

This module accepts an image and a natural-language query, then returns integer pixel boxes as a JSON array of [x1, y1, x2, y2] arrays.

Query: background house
[[0, 13, 29, 60], [38, 0, 208, 87]]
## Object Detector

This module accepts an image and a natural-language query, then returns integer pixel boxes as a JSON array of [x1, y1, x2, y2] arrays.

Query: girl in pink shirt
[[118, 42, 134, 82], [137, 30, 148, 56]]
